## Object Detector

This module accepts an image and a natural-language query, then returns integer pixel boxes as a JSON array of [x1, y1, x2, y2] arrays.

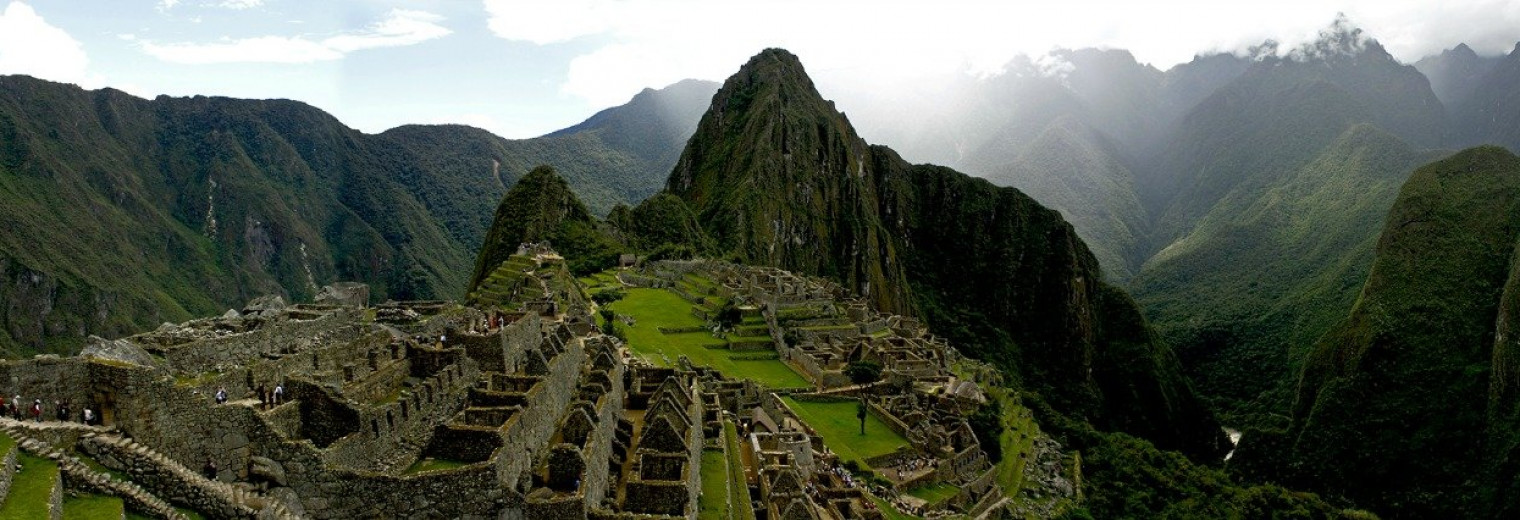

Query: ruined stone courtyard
[[0, 247, 1075, 519]]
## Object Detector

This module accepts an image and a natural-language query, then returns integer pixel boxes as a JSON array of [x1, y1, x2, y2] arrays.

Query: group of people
[[898, 455, 938, 474], [213, 383, 285, 410], [3, 394, 101, 425], [254, 383, 285, 410]]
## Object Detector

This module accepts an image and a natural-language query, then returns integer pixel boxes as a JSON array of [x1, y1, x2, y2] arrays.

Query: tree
[[592, 288, 625, 305], [845, 360, 883, 387], [968, 399, 1005, 463], [714, 302, 742, 331], [857, 397, 869, 435]]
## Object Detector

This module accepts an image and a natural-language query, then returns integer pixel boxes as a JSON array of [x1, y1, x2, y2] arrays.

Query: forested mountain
[[660, 48, 1226, 460], [830, 20, 1496, 427], [1232, 146, 1520, 518], [0, 75, 714, 356], [469, 47, 1379, 518]]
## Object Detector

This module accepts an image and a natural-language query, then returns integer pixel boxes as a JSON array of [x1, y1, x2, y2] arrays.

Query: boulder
[[314, 282, 369, 307], [80, 335, 161, 368], [243, 294, 287, 316]]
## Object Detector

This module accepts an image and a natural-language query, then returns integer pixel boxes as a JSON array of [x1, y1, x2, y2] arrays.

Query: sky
[[1, 0, 1518, 139]]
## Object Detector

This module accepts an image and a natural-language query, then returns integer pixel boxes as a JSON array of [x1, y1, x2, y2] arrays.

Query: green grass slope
[[1133, 125, 1447, 424], [0, 76, 713, 355], [1232, 146, 1520, 518]]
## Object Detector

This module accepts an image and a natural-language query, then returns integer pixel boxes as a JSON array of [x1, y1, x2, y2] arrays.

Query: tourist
[[30, 399, 42, 422], [203, 458, 217, 480], [9, 395, 19, 420], [214, 386, 227, 405], [273, 383, 284, 405], [83, 407, 94, 425], [257, 384, 268, 410]]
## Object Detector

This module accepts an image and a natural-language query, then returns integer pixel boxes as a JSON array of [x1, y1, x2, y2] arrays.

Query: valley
[[0, 9, 1518, 519]]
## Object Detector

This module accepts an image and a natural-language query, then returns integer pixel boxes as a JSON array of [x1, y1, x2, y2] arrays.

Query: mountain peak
[[1288, 15, 1389, 62]]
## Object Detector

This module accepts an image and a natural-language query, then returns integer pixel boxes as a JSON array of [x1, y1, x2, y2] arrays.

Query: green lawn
[[62, 493, 125, 520], [698, 449, 730, 520], [723, 421, 756, 520], [906, 482, 960, 505], [871, 496, 918, 520], [404, 458, 469, 474], [609, 288, 808, 388], [0, 452, 58, 520], [780, 398, 909, 468]]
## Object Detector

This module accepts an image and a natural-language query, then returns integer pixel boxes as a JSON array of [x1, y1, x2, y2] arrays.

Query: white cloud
[[482, 0, 1520, 108], [142, 8, 450, 64], [157, 0, 179, 11], [0, 2, 96, 85], [323, 10, 449, 53], [217, 0, 262, 9]]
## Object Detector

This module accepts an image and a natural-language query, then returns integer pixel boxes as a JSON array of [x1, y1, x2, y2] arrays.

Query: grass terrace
[[780, 397, 909, 469], [0, 452, 58, 520], [723, 421, 756, 520], [607, 289, 807, 388], [698, 449, 730, 520], [906, 482, 960, 505], [62, 494, 125, 520]]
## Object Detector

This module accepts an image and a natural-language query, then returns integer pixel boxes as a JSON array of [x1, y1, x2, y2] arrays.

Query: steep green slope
[[0, 75, 712, 356], [1232, 146, 1520, 518], [670, 48, 1225, 460], [1130, 26, 1450, 423], [666, 49, 915, 316], [1134, 125, 1446, 423], [469, 165, 621, 285], [976, 116, 1149, 280]]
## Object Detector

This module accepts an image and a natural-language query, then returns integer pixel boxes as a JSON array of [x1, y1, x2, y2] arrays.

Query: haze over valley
[[2, 1, 1520, 518]]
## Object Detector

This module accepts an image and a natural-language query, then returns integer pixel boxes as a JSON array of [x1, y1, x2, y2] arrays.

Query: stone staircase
[[0, 417, 301, 519], [78, 432, 301, 519], [0, 420, 183, 519]]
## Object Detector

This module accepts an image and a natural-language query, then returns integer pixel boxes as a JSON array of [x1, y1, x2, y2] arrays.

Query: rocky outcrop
[[666, 48, 1226, 460]]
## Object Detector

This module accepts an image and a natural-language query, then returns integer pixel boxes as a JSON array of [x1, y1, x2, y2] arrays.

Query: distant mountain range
[[0, 75, 715, 356], [833, 21, 1520, 429]]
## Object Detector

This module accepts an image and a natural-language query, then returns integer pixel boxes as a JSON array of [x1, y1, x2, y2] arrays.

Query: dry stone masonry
[[0, 251, 1072, 518]]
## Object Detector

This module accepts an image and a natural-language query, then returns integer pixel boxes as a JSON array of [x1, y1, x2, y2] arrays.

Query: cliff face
[[1235, 146, 1520, 518], [666, 50, 914, 315], [669, 49, 1226, 459]]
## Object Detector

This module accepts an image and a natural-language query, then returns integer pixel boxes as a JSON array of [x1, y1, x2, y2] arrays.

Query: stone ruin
[[0, 252, 1067, 519]]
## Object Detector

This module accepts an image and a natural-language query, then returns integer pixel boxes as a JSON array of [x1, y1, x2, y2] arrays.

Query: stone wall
[[79, 435, 255, 518], [0, 356, 91, 418], [158, 312, 363, 374], [0, 442, 14, 503], [324, 360, 478, 472], [496, 331, 587, 502]]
